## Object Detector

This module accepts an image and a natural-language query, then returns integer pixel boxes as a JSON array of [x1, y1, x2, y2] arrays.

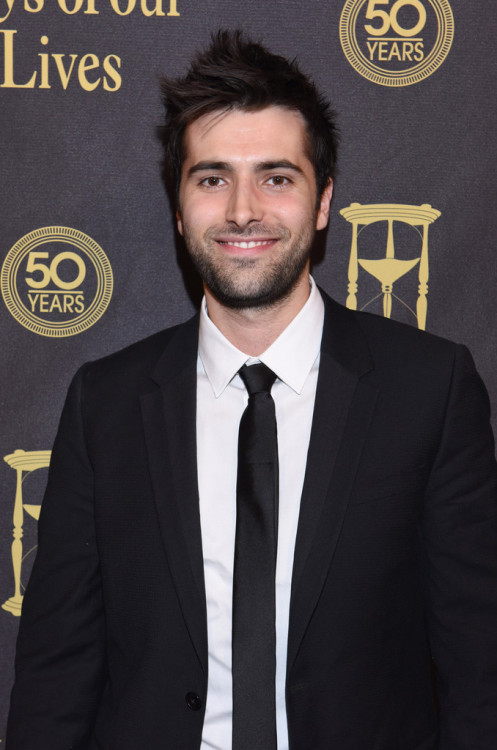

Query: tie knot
[[239, 363, 277, 396]]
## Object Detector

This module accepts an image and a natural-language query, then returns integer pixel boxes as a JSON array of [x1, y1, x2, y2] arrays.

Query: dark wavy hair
[[160, 29, 338, 202]]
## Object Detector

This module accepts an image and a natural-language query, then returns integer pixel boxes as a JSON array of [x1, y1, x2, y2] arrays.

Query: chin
[[208, 275, 301, 311]]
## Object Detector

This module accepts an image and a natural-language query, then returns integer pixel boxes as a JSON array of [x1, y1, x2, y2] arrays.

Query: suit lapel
[[288, 294, 379, 670], [140, 314, 208, 675]]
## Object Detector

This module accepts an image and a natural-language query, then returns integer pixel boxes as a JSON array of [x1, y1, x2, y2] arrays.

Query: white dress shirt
[[197, 277, 324, 750]]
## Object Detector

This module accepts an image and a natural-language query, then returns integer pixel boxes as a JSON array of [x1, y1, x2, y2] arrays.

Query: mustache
[[205, 223, 290, 239]]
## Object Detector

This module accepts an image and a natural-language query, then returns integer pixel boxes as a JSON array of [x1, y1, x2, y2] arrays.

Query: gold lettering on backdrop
[[0, 0, 179, 91], [57, 0, 98, 13], [0, 0, 179, 15], [102, 53, 121, 90], [2, 450, 50, 617], [0, 0, 14, 23], [39, 34, 49, 87], [0, 31, 122, 91], [340, 0, 453, 87], [52, 51, 78, 89], [1, 226, 113, 337], [0, 0, 45, 16], [142, 0, 165, 16], [340, 203, 441, 330], [24, 0, 44, 13], [107, 0, 177, 15], [1, 29, 36, 87], [109, 0, 134, 15], [57, 0, 86, 14], [27, 291, 85, 312], [78, 52, 101, 90], [84, 0, 99, 12]]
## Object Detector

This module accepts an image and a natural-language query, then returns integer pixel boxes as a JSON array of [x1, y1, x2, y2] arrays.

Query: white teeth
[[223, 240, 271, 248]]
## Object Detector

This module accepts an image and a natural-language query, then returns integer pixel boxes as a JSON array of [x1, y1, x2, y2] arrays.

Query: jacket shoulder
[[77, 314, 199, 396], [323, 291, 461, 361], [354, 306, 458, 355]]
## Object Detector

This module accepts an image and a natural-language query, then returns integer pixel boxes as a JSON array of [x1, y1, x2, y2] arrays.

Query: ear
[[176, 209, 183, 236], [316, 179, 333, 231]]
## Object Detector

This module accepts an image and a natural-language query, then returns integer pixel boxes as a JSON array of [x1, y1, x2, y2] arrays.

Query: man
[[7, 30, 497, 750]]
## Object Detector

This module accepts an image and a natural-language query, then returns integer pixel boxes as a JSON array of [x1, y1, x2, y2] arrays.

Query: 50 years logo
[[1, 226, 113, 337], [340, 0, 454, 87]]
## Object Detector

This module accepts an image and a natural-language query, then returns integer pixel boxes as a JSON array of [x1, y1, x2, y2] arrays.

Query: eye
[[267, 175, 290, 187], [200, 175, 226, 187]]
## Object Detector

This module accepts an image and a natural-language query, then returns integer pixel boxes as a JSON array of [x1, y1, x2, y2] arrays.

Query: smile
[[218, 240, 275, 249]]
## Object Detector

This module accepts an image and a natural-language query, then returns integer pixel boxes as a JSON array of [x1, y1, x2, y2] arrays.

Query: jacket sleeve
[[422, 345, 497, 750], [6, 365, 106, 749]]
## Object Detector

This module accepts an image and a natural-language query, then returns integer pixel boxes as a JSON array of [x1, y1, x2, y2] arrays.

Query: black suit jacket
[[7, 293, 497, 749]]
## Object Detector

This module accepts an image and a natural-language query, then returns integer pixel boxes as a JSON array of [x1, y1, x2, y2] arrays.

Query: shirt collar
[[198, 276, 324, 397]]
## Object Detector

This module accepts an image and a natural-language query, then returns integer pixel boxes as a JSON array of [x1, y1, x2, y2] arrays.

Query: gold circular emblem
[[340, 0, 454, 87], [1, 226, 113, 337]]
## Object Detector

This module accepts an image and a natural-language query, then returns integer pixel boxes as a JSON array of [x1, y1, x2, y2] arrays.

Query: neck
[[204, 273, 311, 357]]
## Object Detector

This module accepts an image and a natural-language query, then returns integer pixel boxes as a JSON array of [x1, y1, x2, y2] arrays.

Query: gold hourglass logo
[[2, 449, 51, 617], [340, 203, 441, 330]]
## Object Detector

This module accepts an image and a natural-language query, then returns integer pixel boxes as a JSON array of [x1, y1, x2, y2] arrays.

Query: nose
[[225, 178, 263, 227]]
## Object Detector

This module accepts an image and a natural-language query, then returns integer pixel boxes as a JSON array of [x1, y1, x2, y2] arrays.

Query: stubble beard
[[182, 222, 316, 311]]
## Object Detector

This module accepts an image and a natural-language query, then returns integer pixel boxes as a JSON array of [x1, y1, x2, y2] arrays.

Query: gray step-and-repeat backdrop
[[1, 0, 496, 740]]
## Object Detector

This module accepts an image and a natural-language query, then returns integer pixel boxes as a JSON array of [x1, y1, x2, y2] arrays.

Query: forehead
[[181, 106, 311, 166]]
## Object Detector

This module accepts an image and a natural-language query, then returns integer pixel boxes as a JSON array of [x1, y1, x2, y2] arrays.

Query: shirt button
[[185, 692, 202, 711]]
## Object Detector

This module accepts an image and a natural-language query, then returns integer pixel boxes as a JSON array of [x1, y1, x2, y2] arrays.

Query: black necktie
[[232, 363, 278, 750]]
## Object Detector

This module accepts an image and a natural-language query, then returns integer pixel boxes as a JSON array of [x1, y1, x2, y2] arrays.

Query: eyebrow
[[187, 160, 305, 177]]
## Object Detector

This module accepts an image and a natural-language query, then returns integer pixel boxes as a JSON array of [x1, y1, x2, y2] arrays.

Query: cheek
[[272, 196, 316, 229], [180, 194, 227, 232]]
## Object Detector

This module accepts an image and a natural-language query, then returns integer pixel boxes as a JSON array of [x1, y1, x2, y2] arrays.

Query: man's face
[[176, 106, 333, 310]]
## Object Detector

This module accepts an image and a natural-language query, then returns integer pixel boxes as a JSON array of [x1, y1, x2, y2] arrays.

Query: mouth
[[215, 238, 278, 254]]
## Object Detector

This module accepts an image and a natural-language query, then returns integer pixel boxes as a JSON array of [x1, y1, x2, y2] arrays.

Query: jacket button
[[185, 692, 202, 711]]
